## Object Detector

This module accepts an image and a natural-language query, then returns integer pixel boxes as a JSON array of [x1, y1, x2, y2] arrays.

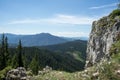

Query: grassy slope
[[32, 52, 120, 80]]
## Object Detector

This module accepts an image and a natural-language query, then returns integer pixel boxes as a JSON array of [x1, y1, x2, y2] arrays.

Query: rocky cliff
[[86, 9, 120, 67]]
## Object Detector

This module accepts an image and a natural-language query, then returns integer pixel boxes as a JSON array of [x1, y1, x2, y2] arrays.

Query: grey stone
[[86, 16, 120, 67], [6, 67, 29, 80]]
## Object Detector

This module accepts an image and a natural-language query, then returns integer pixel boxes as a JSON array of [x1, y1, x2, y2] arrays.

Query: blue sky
[[0, 0, 118, 37]]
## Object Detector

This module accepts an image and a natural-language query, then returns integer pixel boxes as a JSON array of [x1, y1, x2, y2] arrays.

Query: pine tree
[[23, 51, 27, 69], [4, 37, 10, 65], [11, 54, 18, 68], [17, 40, 24, 67], [29, 53, 39, 75], [0, 34, 10, 70], [0, 34, 6, 70]]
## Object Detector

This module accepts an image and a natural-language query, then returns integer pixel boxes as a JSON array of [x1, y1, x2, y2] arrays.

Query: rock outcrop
[[6, 67, 30, 80], [38, 66, 52, 75], [86, 10, 120, 67]]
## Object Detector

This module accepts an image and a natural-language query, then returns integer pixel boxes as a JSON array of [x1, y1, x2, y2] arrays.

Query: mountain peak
[[0, 33, 67, 46], [36, 33, 52, 36]]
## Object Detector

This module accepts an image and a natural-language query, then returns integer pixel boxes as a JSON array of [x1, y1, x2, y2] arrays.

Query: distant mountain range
[[0, 33, 88, 46]]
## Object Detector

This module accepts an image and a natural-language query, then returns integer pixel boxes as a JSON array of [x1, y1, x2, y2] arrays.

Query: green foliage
[[110, 40, 120, 56], [23, 54, 27, 69], [0, 66, 12, 79], [26, 70, 33, 76], [109, 40, 120, 66], [29, 53, 39, 75], [109, 9, 120, 18], [36, 54, 119, 80], [33, 56, 120, 80], [41, 40, 87, 62], [0, 36, 87, 76], [98, 60, 119, 80], [94, 9, 120, 36], [32, 53, 120, 80], [0, 34, 6, 70], [17, 40, 24, 67], [9, 46, 85, 72], [0, 34, 10, 70], [11, 54, 18, 68], [4, 37, 10, 66]]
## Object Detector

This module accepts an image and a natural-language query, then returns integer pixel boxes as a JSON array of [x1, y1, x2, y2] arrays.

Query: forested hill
[[40, 40, 87, 61], [9, 47, 86, 72], [6, 40, 87, 72], [0, 33, 68, 46], [41, 40, 87, 53]]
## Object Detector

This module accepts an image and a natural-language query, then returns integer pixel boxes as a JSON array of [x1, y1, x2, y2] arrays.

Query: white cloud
[[8, 19, 43, 24], [8, 14, 97, 25], [89, 3, 117, 9], [53, 32, 89, 37]]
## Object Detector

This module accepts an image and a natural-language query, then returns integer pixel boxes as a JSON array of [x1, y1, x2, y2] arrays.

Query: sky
[[0, 0, 118, 37]]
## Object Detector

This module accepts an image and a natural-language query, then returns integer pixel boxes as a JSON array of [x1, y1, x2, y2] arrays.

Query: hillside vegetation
[[0, 36, 87, 79], [40, 40, 87, 62], [32, 38, 120, 80]]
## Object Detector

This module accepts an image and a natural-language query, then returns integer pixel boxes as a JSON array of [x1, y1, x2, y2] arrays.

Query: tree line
[[0, 34, 39, 75], [0, 34, 86, 75]]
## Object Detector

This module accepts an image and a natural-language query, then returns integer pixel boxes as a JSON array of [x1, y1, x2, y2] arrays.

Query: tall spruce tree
[[0, 34, 5, 70], [17, 40, 24, 67], [5, 37, 9, 65], [29, 53, 39, 75], [0, 34, 9, 70], [11, 54, 18, 68]]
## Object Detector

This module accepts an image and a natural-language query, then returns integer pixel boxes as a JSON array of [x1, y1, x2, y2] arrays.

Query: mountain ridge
[[0, 33, 67, 46], [0, 33, 88, 46]]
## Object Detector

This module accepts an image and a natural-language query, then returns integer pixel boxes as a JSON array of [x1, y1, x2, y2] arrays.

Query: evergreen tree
[[11, 54, 18, 68], [4, 37, 10, 65], [29, 53, 39, 75], [0, 34, 10, 70], [23, 51, 27, 69], [17, 40, 24, 67], [0, 34, 6, 70]]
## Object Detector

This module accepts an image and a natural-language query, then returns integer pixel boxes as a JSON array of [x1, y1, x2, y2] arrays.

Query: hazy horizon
[[0, 32, 90, 38]]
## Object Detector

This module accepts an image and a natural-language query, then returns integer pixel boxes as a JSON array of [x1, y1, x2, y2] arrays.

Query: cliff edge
[[86, 9, 120, 67]]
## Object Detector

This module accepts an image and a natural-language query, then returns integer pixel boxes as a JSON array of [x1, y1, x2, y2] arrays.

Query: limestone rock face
[[6, 67, 29, 80], [86, 16, 120, 67]]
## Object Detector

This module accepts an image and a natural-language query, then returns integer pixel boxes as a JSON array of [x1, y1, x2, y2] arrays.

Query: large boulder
[[6, 67, 29, 80], [38, 66, 52, 75]]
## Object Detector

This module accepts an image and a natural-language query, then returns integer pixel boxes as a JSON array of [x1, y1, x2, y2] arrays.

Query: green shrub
[[110, 40, 120, 56], [109, 9, 120, 18], [0, 66, 12, 79], [98, 60, 119, 80]]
